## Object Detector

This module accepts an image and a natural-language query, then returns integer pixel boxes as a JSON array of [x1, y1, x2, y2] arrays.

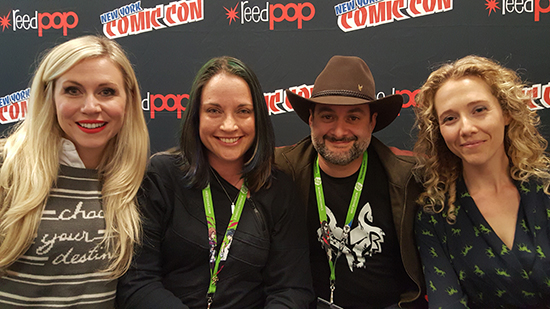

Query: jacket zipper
[[249, 199, 268, 235]]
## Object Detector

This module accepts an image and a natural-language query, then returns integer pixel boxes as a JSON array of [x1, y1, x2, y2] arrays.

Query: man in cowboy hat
[[275, 55, 427, 308]]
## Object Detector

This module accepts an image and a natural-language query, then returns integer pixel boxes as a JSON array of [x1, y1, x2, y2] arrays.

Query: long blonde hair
[[414, 55, 550, 223], [0, 35, 149, 278]]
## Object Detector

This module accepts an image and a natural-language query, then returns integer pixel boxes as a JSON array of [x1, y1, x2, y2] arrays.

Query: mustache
[[324, 135, 357, 143]]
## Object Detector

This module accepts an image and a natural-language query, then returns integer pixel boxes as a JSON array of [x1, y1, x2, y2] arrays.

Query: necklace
[[210, 167, 239, 209]]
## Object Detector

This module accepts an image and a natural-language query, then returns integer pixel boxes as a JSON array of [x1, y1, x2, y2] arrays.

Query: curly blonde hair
[[413, 55, 550, 224], [0, 35, 149, 278]]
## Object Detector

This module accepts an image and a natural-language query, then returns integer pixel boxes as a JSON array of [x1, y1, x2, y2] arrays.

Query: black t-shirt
[[307, 148, 409, 308]]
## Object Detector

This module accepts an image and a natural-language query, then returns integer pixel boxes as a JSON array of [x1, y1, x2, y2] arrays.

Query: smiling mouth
[[326, 138, 355, 148], [78, 122, 106, 129], [219, 137, 240, 143], [325, 136, 356, 143], [461, 140, 484, 147]]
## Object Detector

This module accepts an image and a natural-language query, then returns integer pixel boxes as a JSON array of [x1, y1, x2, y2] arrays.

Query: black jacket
[[116, 154, 314, 308], [275, 136, 427, 308]]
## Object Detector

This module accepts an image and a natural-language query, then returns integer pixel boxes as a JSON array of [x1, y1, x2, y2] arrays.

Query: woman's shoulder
[[254, 168, 300, 210], [149, 150, 184, 170], [416, 206, 450, 231], [145, 151, 188, 183]]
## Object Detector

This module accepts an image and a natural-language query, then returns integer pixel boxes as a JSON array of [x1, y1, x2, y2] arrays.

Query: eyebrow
[[202, 102, 253, 108], [466, 100, 489, 107], [59, 79, 120, 88], [347, 107, 367, 114], [438, 99, 489, 114]]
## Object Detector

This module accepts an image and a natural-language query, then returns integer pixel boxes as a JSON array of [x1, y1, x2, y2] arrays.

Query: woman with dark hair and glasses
[[117, 56, 314, 308]]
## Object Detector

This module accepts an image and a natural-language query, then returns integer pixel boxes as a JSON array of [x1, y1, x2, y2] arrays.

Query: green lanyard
[[202, 181, 248, 309], [313, 151, 368, 305]]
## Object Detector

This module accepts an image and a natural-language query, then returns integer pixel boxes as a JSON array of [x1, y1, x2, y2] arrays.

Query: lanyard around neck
[[202, 180, 248, 308], [313, 151, 368, 304]]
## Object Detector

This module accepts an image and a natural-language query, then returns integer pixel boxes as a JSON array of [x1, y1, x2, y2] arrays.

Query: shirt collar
[[59, 138, 86, 169]]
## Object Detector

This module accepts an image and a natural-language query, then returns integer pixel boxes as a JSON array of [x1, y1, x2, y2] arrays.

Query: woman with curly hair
[[0, 35, 149, 307], [413, 55, 550, 308]]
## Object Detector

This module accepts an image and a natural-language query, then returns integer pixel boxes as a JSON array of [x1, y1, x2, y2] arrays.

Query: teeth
[[220, 137, 239, 143], [79, 122, 105, 129]]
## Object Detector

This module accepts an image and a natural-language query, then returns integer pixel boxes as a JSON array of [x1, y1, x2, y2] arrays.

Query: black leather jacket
[[117, 153, 314, 308]]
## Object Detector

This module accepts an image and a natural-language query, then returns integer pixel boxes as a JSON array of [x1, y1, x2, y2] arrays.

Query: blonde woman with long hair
[[414, 55, 550, 308], [0, 35, 149, 308]]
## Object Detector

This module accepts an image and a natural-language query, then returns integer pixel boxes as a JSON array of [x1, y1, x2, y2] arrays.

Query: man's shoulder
[[389, 146, 415, 157], [275, 136, 311, 152], [275, 137, 313, 162], [371, 137, 417, 166], [390, 147, 417, 166], [369, 138, 419, 188], [275, 137, 315, 178]]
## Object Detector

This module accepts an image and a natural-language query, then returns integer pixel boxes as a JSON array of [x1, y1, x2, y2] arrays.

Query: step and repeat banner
[[0, 0, 549, 152]]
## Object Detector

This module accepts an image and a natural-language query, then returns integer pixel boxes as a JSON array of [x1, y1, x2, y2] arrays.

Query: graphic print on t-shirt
[[317, 202, 385, 271]]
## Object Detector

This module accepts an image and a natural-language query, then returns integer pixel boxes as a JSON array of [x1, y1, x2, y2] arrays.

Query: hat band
[[312, 89, 374, 101]]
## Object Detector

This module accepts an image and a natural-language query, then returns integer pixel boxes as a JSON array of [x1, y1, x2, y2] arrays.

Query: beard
[[312, 134, 370, 166]]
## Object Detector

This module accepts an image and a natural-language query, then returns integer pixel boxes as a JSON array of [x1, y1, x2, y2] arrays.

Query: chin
[[462, 158, 488, 167]]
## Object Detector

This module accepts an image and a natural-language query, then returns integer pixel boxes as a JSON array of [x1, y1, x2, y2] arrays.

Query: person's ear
[[370, 112, 378, 131]]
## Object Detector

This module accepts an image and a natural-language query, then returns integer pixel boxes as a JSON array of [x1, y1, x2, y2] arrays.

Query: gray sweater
[[0, 165, 116, 308]]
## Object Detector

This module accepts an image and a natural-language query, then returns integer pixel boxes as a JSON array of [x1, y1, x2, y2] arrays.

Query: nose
[[331, 118, 348, 137], [81, 94, 101, 114], [220, 113, 238, 131], [459, 116, 478, 136]]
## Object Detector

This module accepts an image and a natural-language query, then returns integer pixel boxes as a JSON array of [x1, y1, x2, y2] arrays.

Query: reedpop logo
[[485, 0, 550, 20], [224, 1, 315, 29], [0, 9, 78, 36]]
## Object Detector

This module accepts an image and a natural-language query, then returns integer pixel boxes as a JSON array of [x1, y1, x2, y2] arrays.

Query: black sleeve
[[116, 156, 188, 309], [262, 170, 315, 308]]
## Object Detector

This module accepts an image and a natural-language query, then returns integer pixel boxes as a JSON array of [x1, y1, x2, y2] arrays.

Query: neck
[[210, 160, 244, 188], [78, 149, 102, 169], [318, 154, 363, 178], [462, 155, 512, 194]]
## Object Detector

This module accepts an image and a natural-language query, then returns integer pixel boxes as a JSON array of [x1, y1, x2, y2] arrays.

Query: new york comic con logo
[[485, 0, 550, 21], [101, 0, 203, 39], [0, 88, 29, 124], [334, 0, 453, 32], [0, 9, 78, 36], [224, 1, 315, 29]]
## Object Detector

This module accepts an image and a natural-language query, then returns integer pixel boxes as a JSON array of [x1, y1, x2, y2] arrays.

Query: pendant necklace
[[210, 167, 239, 213]]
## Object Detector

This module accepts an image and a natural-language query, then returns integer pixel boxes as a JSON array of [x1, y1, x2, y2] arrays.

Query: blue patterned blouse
[[415, 179, 550, 308]]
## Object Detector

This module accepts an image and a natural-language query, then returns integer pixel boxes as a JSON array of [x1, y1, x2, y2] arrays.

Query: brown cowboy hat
[[286, 55, 403, 132]]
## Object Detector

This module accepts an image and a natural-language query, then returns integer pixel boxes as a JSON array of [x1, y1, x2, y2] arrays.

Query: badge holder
[[317, 297, 344, 309]]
